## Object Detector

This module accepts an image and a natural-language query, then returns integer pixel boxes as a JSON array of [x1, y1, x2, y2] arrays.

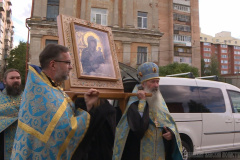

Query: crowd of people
[[0, 43, 183, 160]]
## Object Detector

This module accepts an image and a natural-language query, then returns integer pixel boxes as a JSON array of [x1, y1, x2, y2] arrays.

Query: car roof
[[118, 63, 240, 92]]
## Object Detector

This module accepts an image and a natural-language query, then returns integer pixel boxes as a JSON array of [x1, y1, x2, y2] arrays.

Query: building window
[[235, 41, 238, 44], [204, 48, 211, 51], [234, 51, 240, 54], [221, 55, 227, 58], [174, 35, 191, 42], [45, 39, 58, 46], [173, 13, 190, 22], [91, 8, 108, 26], [203, 42, 211, 46], [204, 59, 211, 63], [234, 61, 240, 64], [46, 0, 59, 21], [174, 56, 192, 65], [216, 39, 219, 42], [221, 71, 228, 74], [204, 38, 207, 41], [137, 47, 147, 64], [173, 4, 190, 13], [221, 44, 227, 48], [221, 49, 227, 53], [137, 12, 147, 29], [221, 60, 228, 64], [221, 65, 228, 69], [204, 53, 211, 57], [234, 56, 240, 59], [234, 46, 240, 49], [235, 66, 240, 70], [174, 24, 191, 32]]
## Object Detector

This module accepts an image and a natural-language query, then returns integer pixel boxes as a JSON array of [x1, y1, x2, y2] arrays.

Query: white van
[[119, 63, 240, 160], [158, 77, 240, 160]]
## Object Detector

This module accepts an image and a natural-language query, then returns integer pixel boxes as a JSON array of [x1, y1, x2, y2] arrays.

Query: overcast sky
[[11, 0, 240, 47], [199, 0, 240, 39]]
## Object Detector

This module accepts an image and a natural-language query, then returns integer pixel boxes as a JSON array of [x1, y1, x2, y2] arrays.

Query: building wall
[[159, 0, 201, 72], [27, 0, 163, 68], [200, 32, 240, 76], [27, 0, 200, 71], [0, 0, 14, 78]]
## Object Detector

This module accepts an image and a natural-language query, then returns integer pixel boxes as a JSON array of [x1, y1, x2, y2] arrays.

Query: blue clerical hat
[[137, 62, 159, 83]]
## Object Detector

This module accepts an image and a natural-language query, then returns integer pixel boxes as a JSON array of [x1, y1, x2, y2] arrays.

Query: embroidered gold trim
[[18, 98, 68, 143], [57, 116, 77, 160], [29, 66, 60, 90]]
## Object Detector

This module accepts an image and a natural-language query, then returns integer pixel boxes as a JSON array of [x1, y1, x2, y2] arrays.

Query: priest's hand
[[84, 88, 99, 111], [137, 90, 146, 100], [163, 126, 172, 140]]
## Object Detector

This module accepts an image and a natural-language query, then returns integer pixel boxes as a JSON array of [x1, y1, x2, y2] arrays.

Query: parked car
[[118, 63, 240, 160]]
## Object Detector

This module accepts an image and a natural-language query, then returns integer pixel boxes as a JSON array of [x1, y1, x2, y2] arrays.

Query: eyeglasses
[[54, 60, 71, 65]]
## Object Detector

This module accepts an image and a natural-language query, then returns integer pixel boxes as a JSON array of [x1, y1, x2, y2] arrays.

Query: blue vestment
[[0, 89, 22, 160], [11, 65, 90, 160], [113, 85, 183, 160]]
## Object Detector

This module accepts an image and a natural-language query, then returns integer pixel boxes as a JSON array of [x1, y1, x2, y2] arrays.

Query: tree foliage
[[202, 55, 219, 77], [6, 41, 27, 84], [158, 62, 199, 77], [201, 58, 206, 76]]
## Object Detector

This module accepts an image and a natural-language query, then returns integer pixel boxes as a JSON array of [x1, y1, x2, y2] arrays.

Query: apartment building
[[27, 0, 200, 70], [0, 0, 14, 77], [159, 0, 200, 70], [200, 31, 240, 75]]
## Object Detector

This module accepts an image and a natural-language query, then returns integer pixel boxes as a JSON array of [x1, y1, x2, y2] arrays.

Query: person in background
[[0, 81, 5, 91], [72, 98, 116, 160], [113, 62, 183, 160], [0, 69, 22, 160]]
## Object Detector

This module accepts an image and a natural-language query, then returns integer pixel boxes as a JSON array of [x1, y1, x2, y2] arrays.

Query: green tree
[[6, 41, 27, 84], [201, 58, 206, 76], [158, 62, 199, 77], [204, 55, 219, 76]]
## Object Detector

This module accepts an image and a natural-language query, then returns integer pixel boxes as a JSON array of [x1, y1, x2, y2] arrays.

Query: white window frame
[[137, 46, 148, 65], [91, 8, 108, 26], [137, 12, 147, 29]]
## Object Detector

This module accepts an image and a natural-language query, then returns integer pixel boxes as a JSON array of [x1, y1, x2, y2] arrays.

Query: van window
[[227, 90, 240, 113], [160, 85, 202, 113], [160, 85, 225, 113], [198, 87, 225, 113]]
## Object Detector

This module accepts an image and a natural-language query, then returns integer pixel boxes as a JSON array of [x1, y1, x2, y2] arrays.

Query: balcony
[[174, 51, 192, 57], [6, 17, 11, 24], [4, 34, 10, 41], [0, 2, 4, 11], [7, 0, 12, 6], [10, 42, 13, 49], [4, 54, 8, 60], [4, 39, 10, 49]]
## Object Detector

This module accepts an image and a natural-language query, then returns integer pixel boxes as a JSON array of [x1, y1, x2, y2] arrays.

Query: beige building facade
[[200, 31, 240, 75], [27, 0, 200, 70], [0, 0, 14, 77]]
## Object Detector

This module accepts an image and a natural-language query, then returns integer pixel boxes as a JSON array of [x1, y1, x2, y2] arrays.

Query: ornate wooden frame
[[57, 15, 123, 93]]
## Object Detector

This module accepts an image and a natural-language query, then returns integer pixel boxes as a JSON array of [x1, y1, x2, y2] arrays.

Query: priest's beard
[[6, 82, 22, 97], [144, 85, 162, 111]]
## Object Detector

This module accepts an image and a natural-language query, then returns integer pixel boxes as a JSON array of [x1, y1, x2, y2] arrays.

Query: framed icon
[[71, 22, 117, 81], [57, 15, 123, 93]]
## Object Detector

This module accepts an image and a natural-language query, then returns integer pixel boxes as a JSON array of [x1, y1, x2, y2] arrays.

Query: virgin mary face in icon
[[81, 36, 105, 74]]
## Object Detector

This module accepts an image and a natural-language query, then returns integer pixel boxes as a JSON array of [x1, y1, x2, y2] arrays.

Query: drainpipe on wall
[[25, 0, 34, 84]]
